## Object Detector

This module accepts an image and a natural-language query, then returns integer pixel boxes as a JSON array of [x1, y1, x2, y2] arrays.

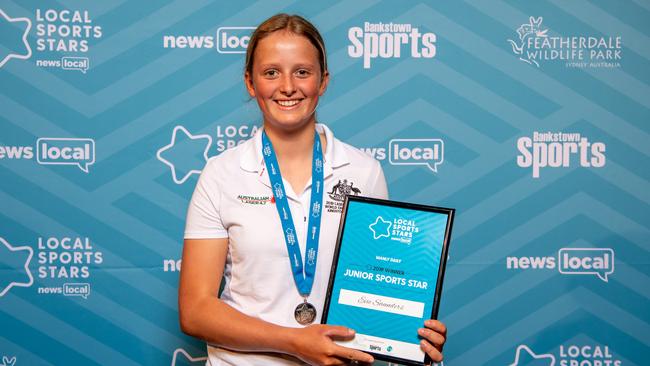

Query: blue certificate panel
[[324, 198, 453, 364]]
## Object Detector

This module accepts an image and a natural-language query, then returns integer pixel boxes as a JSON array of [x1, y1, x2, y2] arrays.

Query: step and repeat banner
[[1, 1, 648, 365]]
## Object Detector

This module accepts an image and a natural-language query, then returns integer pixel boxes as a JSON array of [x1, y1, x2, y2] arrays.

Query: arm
[[178, 238, 374, 365]]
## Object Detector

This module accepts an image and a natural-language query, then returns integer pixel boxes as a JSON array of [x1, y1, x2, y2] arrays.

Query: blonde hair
[[245, 13, 327, 78]]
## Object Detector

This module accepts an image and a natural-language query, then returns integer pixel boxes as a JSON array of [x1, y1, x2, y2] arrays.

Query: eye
[[263, 69, 279, 78], [295, 69, 311, 78]]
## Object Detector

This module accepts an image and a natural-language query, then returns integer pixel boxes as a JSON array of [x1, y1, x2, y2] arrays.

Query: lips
[[275, 99, 303, 109]]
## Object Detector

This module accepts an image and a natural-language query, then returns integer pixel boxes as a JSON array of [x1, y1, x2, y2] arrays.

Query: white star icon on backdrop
[[0, 237, 34, 297], [157, 125, 212, 184], [0, 8, 32, 68], [509, 345, 555, 366]]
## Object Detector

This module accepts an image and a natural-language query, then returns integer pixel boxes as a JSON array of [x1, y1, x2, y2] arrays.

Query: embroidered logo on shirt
[[326, 179, 361, 213], [236, 194, 274, 205], [328, 179, 361, 202]]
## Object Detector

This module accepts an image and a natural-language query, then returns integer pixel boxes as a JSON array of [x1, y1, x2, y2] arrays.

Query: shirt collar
[[239, 123, 350, 176]]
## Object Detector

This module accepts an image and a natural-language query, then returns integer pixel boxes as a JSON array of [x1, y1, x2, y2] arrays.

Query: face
[[245, 31, 329, 133]]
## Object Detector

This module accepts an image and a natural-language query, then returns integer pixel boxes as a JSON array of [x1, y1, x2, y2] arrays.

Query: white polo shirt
[[184, 123, 388, 366]]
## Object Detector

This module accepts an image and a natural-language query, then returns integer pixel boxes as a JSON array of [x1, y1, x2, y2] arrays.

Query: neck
[[264, 121, 319, 162]]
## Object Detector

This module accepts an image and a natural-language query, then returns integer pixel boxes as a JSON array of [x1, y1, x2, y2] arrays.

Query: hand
[[418, 319, 447, 363], [289, 324, 374, 366]]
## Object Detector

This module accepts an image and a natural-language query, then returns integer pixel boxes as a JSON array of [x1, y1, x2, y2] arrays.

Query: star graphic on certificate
[[509, 345, 555, 366], [0, 8, 32, 68], [157, 125, 212, 184], [369, 216, 391, 240], [0, 237, 34, 297]]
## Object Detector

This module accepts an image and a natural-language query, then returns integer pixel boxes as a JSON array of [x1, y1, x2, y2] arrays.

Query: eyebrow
[[258, 63, 317, 69]]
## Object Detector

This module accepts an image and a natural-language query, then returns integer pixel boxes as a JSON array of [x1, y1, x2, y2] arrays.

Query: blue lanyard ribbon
[[261, 130, 324, 297]]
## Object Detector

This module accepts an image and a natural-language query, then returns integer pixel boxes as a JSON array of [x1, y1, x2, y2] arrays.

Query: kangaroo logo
[[508, 16, 548, 67]]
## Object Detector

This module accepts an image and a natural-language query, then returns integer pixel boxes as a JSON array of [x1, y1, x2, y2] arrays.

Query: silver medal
[[294, 301, 317, 325]]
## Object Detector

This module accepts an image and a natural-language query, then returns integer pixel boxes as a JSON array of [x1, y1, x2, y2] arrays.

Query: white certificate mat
[[322, 196, 454, 366]]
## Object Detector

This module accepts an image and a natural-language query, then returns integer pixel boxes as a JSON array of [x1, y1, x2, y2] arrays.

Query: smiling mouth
[[275, 99, 302, 107]]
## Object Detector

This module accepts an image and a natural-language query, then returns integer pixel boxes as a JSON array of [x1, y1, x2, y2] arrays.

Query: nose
[[279, 74, 296, 96]]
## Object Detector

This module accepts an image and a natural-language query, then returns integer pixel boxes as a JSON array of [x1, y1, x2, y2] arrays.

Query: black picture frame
[[321, 195, 455, 366]]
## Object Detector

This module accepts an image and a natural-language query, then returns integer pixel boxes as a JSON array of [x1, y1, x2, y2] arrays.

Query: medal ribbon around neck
[[261, 130, 324, 297]]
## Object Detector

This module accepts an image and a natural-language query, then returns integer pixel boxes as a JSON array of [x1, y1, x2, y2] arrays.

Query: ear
[[318, 70, 330, 96], [244, 71, 256, 98]]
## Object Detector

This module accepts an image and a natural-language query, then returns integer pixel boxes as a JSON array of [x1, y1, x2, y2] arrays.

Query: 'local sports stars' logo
[[0, 8, 32, 68], [1, 356, 17, 366], [157, 125, 212, 184], [170, 348, 207, 366], [369, 216, 391, 239], [509, 345, 555, 366], [0, 237, 34, 297]]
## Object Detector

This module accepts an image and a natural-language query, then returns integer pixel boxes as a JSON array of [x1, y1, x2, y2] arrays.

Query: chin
[[267, 116, 316, 132]]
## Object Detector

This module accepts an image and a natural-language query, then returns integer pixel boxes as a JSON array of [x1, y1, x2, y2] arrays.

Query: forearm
[[181, 296, 298, 355]]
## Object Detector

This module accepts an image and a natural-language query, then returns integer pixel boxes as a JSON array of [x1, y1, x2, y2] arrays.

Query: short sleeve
[[184, 159, 228, 239], [366, 160, 389, 199]]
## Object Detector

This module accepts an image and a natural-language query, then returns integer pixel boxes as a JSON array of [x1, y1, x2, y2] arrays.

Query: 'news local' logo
[[517, 131, 606, 178], [507, 247, 614, 282], [348, 22, 436, 69], [63, 282, 90, 299], [0, 137, 95, 173], [162, 27, 254, 53], [360, 138, 444, 173], [37, 56, 89, 73]]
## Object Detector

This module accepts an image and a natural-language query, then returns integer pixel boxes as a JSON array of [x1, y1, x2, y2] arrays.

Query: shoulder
[[197, 138, 256, 191], [202, 138, 252, 173], [330, 135, 382, 172]]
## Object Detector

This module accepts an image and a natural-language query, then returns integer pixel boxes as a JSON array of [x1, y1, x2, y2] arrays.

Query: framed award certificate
[[321, 196, 454, 366]]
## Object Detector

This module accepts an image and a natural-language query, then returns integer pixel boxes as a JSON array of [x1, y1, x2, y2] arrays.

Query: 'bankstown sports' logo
[[348, 22, 436, 69], [508, 16, 621, 68], [517, 132, 605, 178]]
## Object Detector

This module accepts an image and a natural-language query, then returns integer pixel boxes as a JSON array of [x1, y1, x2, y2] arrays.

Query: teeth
[[277, 100, 300, 107]]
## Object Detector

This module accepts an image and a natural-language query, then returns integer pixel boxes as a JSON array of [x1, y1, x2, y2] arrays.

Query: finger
[[322, 325, 355, 340], [332, 345, 374, 364], [424, 320, 447, 336], [420, 340, 443, 362], [418, 327, 445, 348], [324, 357, 346, 366]]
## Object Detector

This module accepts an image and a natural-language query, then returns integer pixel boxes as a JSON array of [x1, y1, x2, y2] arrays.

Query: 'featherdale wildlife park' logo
[[507, 17, 621, 69]]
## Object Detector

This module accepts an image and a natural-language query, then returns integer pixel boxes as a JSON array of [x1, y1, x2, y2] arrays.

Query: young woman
[[179, 14, 447, 366]]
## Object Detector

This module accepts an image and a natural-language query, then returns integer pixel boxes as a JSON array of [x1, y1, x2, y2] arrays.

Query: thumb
[[322, 325, 355, 339]]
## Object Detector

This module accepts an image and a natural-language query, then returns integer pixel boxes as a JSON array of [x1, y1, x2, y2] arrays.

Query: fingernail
[[348, 328, 355, 335], [417, 328, 426, 336]]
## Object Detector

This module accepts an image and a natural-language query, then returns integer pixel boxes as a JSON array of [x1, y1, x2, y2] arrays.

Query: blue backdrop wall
[[1, 1, 648, 365]]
